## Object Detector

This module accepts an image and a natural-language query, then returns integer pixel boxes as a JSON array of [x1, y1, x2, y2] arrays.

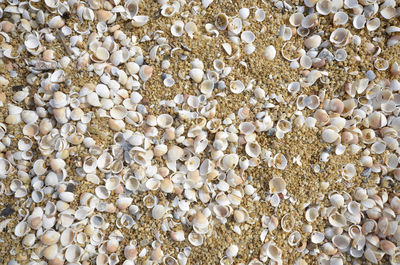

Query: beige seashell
[[215, 13, 228, 30], [263, 45, 276, 61], [48, 16, 65, 29], [316, 0, 332, 15], [332, 234, 350, 249], [189, 68, 204, 83], [304, 35, 321, 49], [169, 230, 185, 242], [329, 212, 347, 227], [366, 17, 380, 31], [381, 6, 397, 19], [43, 244, 58, 260]]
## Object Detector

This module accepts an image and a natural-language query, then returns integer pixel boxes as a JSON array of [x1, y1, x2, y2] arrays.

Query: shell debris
[[0, 0, 399, 264]]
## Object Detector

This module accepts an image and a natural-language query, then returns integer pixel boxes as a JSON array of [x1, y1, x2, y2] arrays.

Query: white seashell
[[48, 15, 65, 29], [316, 0, 332, 15], [188, 232, 203, 246], [59, 191, 74, 202], [226, 244, 239, 259], [332, 234, 351, 250], [263, 45, 276, 61], [239, 8, 249, 19], [311, 231, 325, 244], [381, 6, 397, 19], [132, 15, 149, 27], [245, 141, 261, 158], [254, 8, 265, 22], [322, 128, 339, 143], [241, 31, 255, 43], [170, 230, 185, 242], [228, 18, 242, 35], [305, 207, 319, 222], [152, 205, 165, 220], [230, 80, 245, 94], [160, 4, 176, 17], [87, 92, 101, 107], [184, 22, 197, 39], [335, 49, 347, 61], [329, 212, 347, 227], [302, 13, 318, 28], [269, 177, 286, 194], [330, 28, 351, 47], [65, 245, 83, 262], [333, 11, 348, 25], [279, 25, 292, 41], [15, 221, 29, 237], [304, 35, 321, 49], [157, 114, 173, 128], [290, 13, 304, 27], [189, 68, 204, 83], [342, 163, 356, 180], [171, 20, 184, 37], [353, 15, 366, 29]]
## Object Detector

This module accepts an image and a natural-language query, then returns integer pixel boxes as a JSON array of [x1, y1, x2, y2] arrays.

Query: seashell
[[311, 231, 325, 244], [188, 232, 203, 246], [279, 25, 292, 41], [132, 15, 149, 27], [48, 15, 65, 29], [193, 211, 209, 230], [305, 207, 319, 222], [245, 141, 261, 158], [189, 68, 204, 83], [342, 163, 356, 180], [322, 128, 339, 143], [241, 31, 255, 43], [316, 0, 332, 15], [280, 213, 294, 233], [329, 212, 347, 227], [288, 231, 301, 247], [41, 230, 60, 245], [170, 230, 185, 242], [332, 234, 351, 250], [171, 20, 184, 37], [353, 15, 366, 29], [65, 245, 82, 263], [265, 241, 282, 261], [22, 233, 36, 247], [228, 18, 242, 35], [215, 13, 228, 30], [230, 80, 245, 94], [290, 13, 304, 27], [238, 8, 250, 19], [302, 13, 318, 28], [304, 35, 321, 49], [184, 22, 197, 39], [160, 4, 175, 17], [334, 48, 347, 61], [330, 28, 351, 47], [381, 6, 397, 19], [157, 114, 173, 129], [226, 244, 239, 259], [15, 221, 29, 237], [263, 45, 276, 61], [366, 18, 380, 31], [139, 65, 153, 82]]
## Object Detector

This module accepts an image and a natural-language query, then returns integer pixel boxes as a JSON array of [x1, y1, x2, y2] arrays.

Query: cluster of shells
[[0, 0, 399, 264]]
